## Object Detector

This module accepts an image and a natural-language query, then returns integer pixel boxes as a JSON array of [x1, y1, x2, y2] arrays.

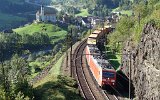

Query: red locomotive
[[85, 26, 116, 87]]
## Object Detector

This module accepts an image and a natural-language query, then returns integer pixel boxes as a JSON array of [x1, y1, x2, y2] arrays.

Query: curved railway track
[[104, 91, 119, 100], [72, 39, 96, 100], [71, 39, 120, 100]]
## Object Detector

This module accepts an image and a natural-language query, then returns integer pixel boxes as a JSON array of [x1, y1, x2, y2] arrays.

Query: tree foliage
[[108, 0, 160, 53], [15, 92, 30, 100], [96, 0, 121, 8], [0, 54, 33, 100], [88, 4, 109, 17], [108, 16, 134, 52], [0, 32, 50, 60]]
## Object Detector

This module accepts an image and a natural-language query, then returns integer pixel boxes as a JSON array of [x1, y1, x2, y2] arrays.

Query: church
[[36, 5, 57, 23]]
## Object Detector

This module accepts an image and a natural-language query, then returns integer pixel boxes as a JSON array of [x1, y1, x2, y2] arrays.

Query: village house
[[81, 17, 90, 26], [91, 17, 103, 26], [36, 5, 57, 23], [110, 12, 121, 22]]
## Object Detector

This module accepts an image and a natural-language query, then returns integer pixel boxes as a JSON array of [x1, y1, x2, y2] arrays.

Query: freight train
[[85, 26, 116, 87]]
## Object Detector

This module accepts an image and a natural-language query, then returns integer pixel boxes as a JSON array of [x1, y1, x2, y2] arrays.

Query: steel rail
[[72, 39, 96, 100]]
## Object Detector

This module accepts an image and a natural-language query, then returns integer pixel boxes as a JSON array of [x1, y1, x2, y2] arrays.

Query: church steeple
[[40, 0, 44, 16], [41, 5, 44, 16]]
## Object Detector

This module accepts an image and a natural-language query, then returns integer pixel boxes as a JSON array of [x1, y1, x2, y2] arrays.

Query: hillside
[[0, 0, 39, 31], [0, 0, 159, 99], [108, 0, 160, 52], [107, 0, 160, 99], [14, 23, 67, 43], [52, 0, 125, 8], [122, 22, 160, 100]]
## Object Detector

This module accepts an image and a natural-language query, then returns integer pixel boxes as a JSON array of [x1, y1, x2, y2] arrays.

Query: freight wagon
[[85, 27, 116, 87]]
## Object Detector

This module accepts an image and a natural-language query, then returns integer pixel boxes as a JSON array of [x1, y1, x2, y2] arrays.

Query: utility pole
[[70, 28, 73, 60], [66, 33, 69, 68], [138, 13, 141, 26], [129, 51, 131, 100], [102, 18, 105, 45], [70, 28, 73, 77], [90, 21, 91, 34]]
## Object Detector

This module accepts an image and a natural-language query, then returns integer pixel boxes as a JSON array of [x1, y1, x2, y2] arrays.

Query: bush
[[57, 75, 77, 87], [15, 92, 30, 100], [15, 80, 34, 99], [0, 87, 6, 100], [108, 16, 134, 52], [35, 67, 42, 73], [27, 54, 35, 62]]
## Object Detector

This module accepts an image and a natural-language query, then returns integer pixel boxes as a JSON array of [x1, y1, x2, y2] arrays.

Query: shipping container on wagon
[[85, 25, 116, 87], [85, 44, 116, 86], [85, 44, 102, 85]]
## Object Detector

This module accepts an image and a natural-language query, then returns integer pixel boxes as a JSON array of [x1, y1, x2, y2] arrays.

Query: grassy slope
[[33, 54, 64, 87], [29, 60, 51, 78], [0, 0, 27, 30], [14, 22, 67, 79], [0, 12, 26, 29], [13, 22, 67, 79], [112, 7, 132, 16], [14, 23, 56, 35], [120, 10, 132, 16], [14, 22, 81, 99], [105, 45, 121, 71], [0, 12, 26, 23], [14, 23, 67, 43], [33, 54, 82, 100], [75, 9, 90, 17]]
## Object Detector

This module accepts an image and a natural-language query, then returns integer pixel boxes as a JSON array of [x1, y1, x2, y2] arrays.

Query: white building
[[36, 5, 57, 23]]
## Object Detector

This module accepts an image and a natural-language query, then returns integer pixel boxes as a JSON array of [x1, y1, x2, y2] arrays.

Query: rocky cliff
[[122, 22, 160, 100]]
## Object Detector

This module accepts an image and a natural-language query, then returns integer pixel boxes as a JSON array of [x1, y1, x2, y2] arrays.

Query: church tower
[[40, 0, 45, 21], [41, 5, 45, 21], [41, 5, 44, 16]]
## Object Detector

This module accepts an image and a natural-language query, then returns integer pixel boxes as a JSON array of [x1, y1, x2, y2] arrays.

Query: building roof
[[87, 38, 96, 45], [36, 10, 40, 15], [92, 30, 101, 34], [82, 17, 89, 23], [44, 7, 57, 15], [89, 34, 98, 38], [98, 28, 105, 31], [104, 25, 111, 28]]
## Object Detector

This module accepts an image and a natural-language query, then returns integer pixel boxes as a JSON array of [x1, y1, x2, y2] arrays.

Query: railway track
[[104, 90, 119, 100], [71, 39, 121, 100], [72, 39, 96, 100]]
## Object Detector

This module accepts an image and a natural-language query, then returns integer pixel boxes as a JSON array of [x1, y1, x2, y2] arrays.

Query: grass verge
[[33, 53, 83, 100], [13, 22, 67, 43], [105, 45, 121, 71]]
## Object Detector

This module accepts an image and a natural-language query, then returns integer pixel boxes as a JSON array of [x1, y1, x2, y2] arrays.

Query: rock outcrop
[[122, 23, 160, 100]]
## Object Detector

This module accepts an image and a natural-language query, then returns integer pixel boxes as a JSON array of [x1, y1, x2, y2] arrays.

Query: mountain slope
[[0, 0, 39, 31], [107, 0, 160, 99], [122, 22, 160, 100]]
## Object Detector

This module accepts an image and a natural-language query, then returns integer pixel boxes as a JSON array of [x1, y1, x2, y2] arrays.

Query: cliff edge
[[122, 22, 160, 100]]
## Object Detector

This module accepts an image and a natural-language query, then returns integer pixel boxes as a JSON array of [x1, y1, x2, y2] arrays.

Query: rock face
[[122, 23, 160, 100]]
